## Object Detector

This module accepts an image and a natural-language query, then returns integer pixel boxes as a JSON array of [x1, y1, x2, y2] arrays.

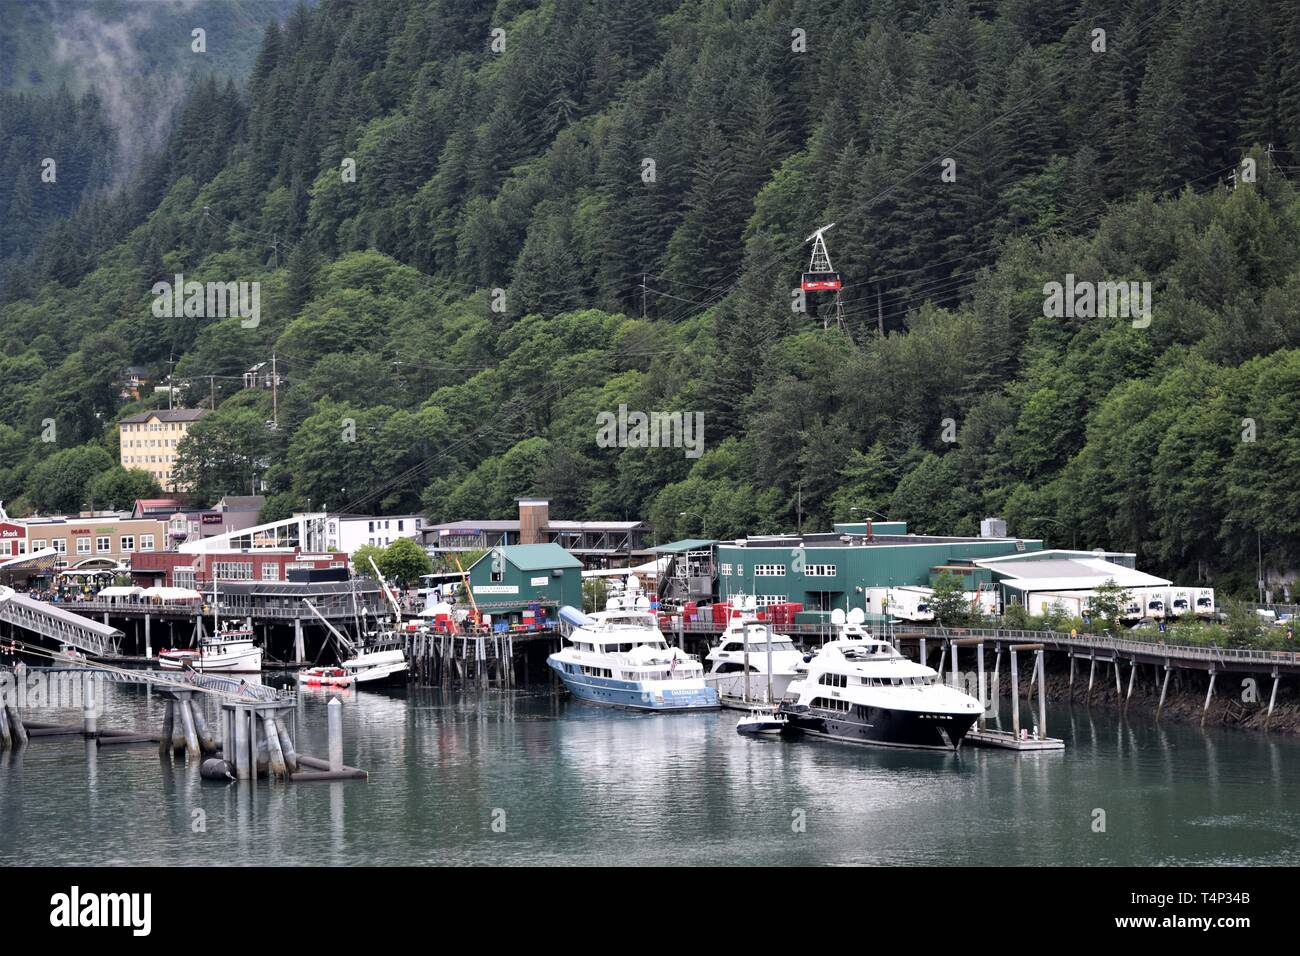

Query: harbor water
[[1, 683, 1298, 866]]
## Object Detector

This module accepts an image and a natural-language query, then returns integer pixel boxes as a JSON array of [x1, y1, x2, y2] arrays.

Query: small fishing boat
[[159, 624, 262, 673], [295, 666, 355, 688], [736, 708, 787, 736]]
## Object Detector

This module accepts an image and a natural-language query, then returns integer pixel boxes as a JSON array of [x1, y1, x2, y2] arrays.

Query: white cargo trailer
[[1166, 587, 1194, 618], [1026, 591, 1090, 619], [1193, 587, 1216, 618], [867, 586, 935, 622], [1135, 586, 1166, 619]]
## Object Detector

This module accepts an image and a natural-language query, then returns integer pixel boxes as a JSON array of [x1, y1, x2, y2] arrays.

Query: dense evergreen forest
[[0, 0, 302, 268], [2, 0, 1299, 596]]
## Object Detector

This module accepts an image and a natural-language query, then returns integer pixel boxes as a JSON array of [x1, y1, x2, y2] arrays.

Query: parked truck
[[1193, 587, 1216, 618]]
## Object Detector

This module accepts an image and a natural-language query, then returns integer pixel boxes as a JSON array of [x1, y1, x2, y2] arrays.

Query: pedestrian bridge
[[0, 585, 123, 657]]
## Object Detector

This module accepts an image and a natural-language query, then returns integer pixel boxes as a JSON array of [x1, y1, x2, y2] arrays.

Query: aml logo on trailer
[[50, 887, 151, 937], [1042, 273, 1152, 327], [151, 273, 261, 328]]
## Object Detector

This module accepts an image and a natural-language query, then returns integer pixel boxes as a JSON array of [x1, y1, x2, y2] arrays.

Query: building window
[[720, 563, 732, 576], [755, 594, 787, 606], [806, 564, 838, 577], [120, 536, 135, 552], [261, 563, 280, 581], [33, 539, 46, 551], [54, 540, 67, 554], [76, 537, 90, 555], [754, 564, 786, 577], [214, 562, 254, 581], [96, 536, 111, 553], [174, 568, 195, 589], [141, 535, 155, 551]]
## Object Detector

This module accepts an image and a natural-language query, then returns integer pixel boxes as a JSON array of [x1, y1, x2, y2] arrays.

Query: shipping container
[[1193, 588, 1216, 618]]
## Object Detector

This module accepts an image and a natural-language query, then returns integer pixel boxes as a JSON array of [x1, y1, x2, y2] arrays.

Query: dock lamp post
[[678, 511, 708, 540], [1031, 516, 1077, 550]]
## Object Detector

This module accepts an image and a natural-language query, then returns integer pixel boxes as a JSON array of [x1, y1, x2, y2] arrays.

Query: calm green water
[[1, 683, 1297, 866]]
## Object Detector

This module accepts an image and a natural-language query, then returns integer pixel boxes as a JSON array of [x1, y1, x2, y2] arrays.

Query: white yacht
[[779, 608, 982, 750], [159, 622, 262, 674], [705, 597, 805, 707], [549, 592, 719, 711]]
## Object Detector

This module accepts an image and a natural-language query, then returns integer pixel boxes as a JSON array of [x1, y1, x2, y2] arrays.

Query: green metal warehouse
[[465, 543, 583, 621], [711, 521, 1042, 616]]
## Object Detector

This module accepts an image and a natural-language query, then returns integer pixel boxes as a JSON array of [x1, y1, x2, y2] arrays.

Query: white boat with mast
[[298, 558, 408, 688], [704, 594, 804, 710], [158, 578, 262, 673]]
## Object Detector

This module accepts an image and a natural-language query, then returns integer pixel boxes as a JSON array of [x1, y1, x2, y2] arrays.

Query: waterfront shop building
[[127, 512, 348, 588], [117, 407, 209, 491], [421, 498, 650, 569], [706, 521, 1045, 621], [464, 543, 583, 626], [17, 514, 170, 570]]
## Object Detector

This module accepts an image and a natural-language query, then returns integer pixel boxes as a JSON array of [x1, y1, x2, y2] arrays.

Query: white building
[[327, 514, 425, 553]]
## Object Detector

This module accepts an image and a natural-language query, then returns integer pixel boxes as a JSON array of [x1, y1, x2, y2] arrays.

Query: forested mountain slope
[[2, 0, 1299, 594]]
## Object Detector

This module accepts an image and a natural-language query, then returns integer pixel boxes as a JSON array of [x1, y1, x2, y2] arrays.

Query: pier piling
[[328, 697, 343, 772], [1157, 665, 1171, 720], [6, 704, 27, 746], [82, 676, 97, 737], [0, 703, 11, 748], [1202, 669, 1216, 726], [159, 700, 175, 759]]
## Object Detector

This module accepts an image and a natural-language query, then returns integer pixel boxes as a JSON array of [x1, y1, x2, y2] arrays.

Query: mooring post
[[82, 674, 98, 738], [0, 701, 11, 748], [976, 641, 986, 728], [1010, 649, 1021, 738], [274, 713, 299, 771], [1126, 660, 1137, 708], [992, 646, 1001, 710], [328, 696, 343, 772], [1266, 669, 1279, 728], [233, 705, 250, 780], [1036, 649, 1046, 739], [262, 711, 288, 780], [248, 708, 260, 778], [919, 637, 927, 668], [294, 618, 305, 664], [221, 708, 232, 763], [178, 696, 201, 759], [936, 643, 947, 683], [1068, 652, 1075, 692], [1157, 664, 1171, 720], [160, 699, 175, 759], [190, 701, 218, 754], [950, 642, 958, 690], [144, 613, 152, 659], [1202, 669, 1216, 726], [7, 703, 26, 746]]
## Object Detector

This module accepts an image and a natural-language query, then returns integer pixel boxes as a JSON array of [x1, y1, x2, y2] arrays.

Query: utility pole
[[168, 355, 175, 410], [271, 352, 278, 429], [876, 284, 884, 335], [641, 272, 647, 320], [209, 375, 216, 409]]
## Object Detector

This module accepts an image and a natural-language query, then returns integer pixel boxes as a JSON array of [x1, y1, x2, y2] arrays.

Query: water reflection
[[1, 682, 1299, 866]]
